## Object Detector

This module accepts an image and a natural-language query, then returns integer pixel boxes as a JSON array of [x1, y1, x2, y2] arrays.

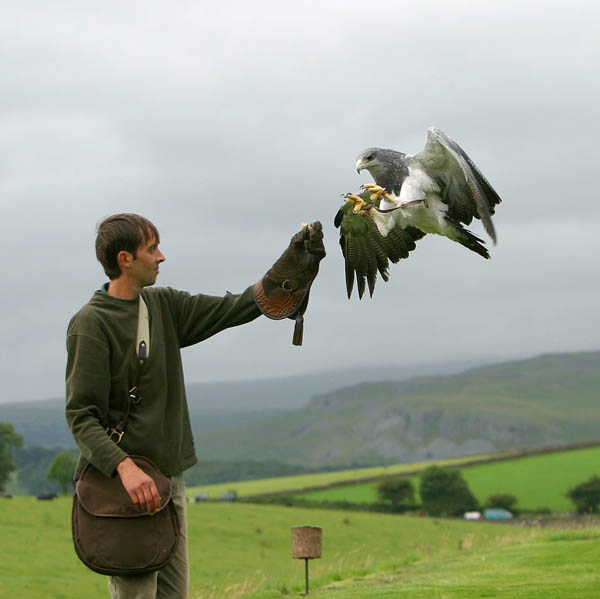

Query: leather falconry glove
[[254, 221, 325, 346]]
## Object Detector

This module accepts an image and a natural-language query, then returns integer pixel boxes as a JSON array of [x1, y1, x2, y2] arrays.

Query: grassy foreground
[[304, 527, 600, 599], [2, 496, 600, 598]]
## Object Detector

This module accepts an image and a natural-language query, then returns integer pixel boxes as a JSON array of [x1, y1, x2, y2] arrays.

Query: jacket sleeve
[[162, 285, 262, 348], [65, 321, 128, 478]]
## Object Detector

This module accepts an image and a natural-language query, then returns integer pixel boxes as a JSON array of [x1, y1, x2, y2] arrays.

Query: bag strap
[[106, 295, 150, 444], [136, 294, 150, 359]]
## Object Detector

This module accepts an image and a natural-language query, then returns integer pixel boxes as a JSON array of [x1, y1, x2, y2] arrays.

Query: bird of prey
[[335, 127, 502, 298]]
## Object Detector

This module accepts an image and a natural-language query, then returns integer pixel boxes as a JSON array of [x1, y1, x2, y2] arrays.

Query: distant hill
[[193, 351, 600, 467], [184, 358, 478, 412], [0, 359, 475, 447], [2, 351, 598, 468]]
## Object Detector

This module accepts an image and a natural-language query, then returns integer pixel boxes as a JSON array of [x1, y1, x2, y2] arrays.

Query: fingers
[[307, 222, 323, 240], [303, 221, 322, 239], [138, 481, 161, 515], [291, 228, 307, 249], [117, 458, 162, 515], [291, 220, 325, 256], [294, 221, 322, 239], [305, 221, 325, 257], [150, 481, 161, 514]]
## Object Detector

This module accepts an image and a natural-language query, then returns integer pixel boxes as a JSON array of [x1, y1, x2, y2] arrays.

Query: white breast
[[397, 166, 453, 236], [398, 166, 438, 205]]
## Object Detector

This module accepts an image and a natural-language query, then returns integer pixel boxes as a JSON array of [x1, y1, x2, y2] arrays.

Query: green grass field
[[305, 527, 600, 598], [185, 452, 506, 499], [2, 496, 600, 599], [294, 445, 600, 511]]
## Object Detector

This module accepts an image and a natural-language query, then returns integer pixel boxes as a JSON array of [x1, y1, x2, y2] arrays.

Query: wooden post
[[292, 526, 322, 594]]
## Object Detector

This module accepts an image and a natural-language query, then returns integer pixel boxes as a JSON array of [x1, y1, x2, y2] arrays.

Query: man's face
[[130, 235, 165, 288]]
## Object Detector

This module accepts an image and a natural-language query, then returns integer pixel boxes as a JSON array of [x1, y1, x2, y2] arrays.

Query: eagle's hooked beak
[[356, 159, 365, 174]]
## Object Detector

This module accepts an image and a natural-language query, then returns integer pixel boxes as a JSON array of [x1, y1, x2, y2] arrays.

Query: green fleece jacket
[[66, 284, 261, 479]]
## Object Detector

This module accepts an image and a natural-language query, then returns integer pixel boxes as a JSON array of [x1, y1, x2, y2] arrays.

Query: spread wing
[[334, 192, 425, 299], [411, 127, 502, 243]]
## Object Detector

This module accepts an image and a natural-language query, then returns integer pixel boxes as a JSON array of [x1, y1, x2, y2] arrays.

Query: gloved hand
[[262, 221, 325, 296], [254, 221, 325, 345]]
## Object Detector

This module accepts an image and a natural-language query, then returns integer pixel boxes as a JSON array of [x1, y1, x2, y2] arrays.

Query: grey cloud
[[1, 0, 599, 402]]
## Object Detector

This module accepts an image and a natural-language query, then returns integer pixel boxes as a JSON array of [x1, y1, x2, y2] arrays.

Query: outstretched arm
[[162, 222, 326, 347]]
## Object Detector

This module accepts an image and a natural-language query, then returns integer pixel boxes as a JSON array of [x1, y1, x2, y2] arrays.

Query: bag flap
[[76, 455, 172, 517]]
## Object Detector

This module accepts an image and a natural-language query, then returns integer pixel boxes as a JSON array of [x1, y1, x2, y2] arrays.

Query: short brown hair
[[95, 213, 160, 280]]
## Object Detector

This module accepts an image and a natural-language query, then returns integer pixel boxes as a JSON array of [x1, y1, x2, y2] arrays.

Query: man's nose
[[157, 250, 166, 262]]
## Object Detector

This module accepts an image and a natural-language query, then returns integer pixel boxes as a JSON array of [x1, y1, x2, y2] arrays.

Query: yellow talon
[[342, 193, 364, 203], [361, 183, 394, 202], [343, 193, 371, 214], [301, 222, 314, 232]]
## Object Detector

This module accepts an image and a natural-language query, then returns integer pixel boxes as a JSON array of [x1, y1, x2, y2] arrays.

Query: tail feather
[[454, 225, 489, 259]]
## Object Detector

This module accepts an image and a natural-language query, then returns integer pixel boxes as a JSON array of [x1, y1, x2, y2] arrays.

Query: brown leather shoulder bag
[[71, 455, 180, 576]]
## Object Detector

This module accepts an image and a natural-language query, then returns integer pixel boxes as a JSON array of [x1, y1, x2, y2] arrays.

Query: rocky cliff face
[[195, 351, 600, 467]]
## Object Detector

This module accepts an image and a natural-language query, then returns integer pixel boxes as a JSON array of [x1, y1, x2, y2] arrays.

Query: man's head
[[96, 213, 161, 280]]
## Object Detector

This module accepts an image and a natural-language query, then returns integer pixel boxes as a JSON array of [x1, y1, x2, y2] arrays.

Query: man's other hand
[[117, 457, 161, 515]]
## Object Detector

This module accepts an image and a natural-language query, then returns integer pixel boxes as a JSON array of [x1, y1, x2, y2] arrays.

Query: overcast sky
[[1, 0, 599, 403]]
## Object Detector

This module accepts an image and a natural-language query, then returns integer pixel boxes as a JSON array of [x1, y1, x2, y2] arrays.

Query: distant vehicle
[[464, 511, 481, 520], [194, 493, 209, 502], [484, 508, 513, 520], [1, 493, 13, 499], [219, 491, 237, 502], [37, 493, 58, 501]]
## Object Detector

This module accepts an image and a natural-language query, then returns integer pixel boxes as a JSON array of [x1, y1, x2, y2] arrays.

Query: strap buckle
[[129, 386, 142, 405], [108, 428, 124, 444]]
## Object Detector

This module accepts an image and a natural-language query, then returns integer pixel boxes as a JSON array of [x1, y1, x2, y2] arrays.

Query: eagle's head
[[355, 147, 406, 191], [355, 147, 384, 174], [355, 147, 398, 180]]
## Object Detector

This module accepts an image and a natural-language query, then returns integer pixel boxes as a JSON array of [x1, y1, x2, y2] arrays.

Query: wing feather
[[365, 240, 378, 297], [335, 198, 424, 299], [369, 231, 390, 281], [412, 127, 502, 243], [354, 235, 366, 299]]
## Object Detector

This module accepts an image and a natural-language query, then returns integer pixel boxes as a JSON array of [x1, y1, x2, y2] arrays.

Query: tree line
[[377, 465, 600, 516], [3, 419, 600, 513], [1, 422, 76, 495]]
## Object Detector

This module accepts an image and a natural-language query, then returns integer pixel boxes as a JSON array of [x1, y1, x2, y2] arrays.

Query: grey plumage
[[355, 148, 409, 196]]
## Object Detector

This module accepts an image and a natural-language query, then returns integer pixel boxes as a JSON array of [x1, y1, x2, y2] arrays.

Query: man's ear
[[116, 250, 134, 272]]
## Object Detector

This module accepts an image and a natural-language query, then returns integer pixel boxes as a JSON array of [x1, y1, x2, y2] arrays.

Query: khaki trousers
[[108, 473, 188, 599]]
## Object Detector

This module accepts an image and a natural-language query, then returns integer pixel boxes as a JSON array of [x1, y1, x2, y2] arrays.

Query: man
[[66, 213, 325, 598]]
